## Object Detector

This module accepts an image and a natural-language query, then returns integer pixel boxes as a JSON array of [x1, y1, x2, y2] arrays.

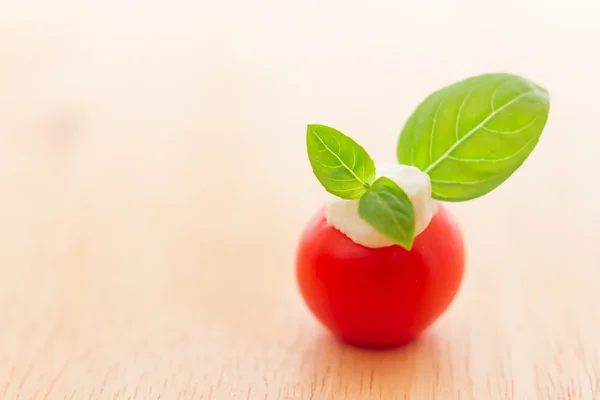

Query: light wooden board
[[1, 1, 600, 398]]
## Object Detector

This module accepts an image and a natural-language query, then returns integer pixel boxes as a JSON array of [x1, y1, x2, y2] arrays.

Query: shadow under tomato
[[298, 330, 443, 399]]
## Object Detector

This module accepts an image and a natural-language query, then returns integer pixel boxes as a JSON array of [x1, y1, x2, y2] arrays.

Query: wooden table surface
[[1, 1, 600, 399]]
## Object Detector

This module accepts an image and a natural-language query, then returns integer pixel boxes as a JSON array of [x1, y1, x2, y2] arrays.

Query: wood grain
[[1, 1, 600, 398]]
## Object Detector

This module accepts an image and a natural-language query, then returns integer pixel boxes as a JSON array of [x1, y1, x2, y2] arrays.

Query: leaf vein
[[424, 89, 536, 173], [456, 90, 473, 140], [490, 78, 512, 111], [372, 191, 403, 230], [482, 117, 537, 135], [313, 160, 342, 169], [331, 187, 366, 193], [323, 176, 361, 183], [429, 96, 444, 165], [309, 128, 367, 186], [431, 172, 508, 186], [447, 135, 537, 164]]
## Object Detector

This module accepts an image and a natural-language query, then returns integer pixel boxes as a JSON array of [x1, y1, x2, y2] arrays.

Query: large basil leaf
[[397, 73, 550, 201]]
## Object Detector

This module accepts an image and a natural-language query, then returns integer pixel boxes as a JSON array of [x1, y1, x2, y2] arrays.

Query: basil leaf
[[358, 177, 416, 250], [397, 73, 550, 201], [307, 124, 376, 199]]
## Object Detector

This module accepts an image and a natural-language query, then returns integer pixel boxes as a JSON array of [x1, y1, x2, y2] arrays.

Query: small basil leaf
[[397, 73, 550, 201], [358, 177, 416, 250], [307, 124, 376, 200]]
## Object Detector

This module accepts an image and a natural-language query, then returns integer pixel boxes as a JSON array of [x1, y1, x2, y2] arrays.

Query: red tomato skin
[[296, 201, 465, 348]]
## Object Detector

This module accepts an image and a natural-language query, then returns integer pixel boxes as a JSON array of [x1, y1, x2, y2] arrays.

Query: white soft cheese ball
[[325, 163, 437, 248]]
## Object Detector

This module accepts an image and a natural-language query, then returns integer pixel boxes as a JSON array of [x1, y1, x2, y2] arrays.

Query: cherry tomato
[[296, 201, 465, 348]]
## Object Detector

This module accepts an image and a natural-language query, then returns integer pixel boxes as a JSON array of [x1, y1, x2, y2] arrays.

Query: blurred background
[[1, 1, 599, 398]]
